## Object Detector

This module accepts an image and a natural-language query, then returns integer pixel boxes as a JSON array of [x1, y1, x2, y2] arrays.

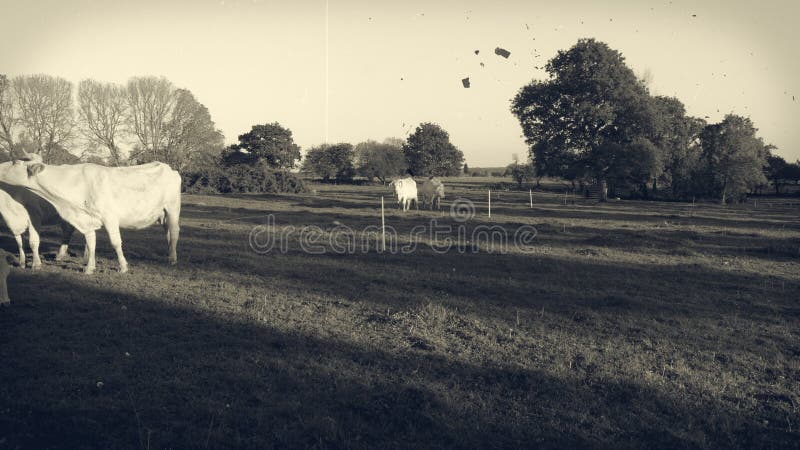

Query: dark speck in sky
[[462, 77, 470, 88], [475, 50, 480, 55], [692, 14, 697, 17], [480, 62, 484, 67], [495, 47, 511, 58]]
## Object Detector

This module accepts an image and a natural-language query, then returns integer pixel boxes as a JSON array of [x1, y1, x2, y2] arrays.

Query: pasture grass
[[0, 178, 798, 448]]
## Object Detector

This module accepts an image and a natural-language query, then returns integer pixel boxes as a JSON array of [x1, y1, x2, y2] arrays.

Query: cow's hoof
[[31, 263, 42, 271], [84, 267, 96, 275], [119, 265, 128, 274], [168, 258, 177, 266]]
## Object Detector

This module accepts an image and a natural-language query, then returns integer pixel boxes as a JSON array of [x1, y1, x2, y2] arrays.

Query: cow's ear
[[27, 163, 45, 177]]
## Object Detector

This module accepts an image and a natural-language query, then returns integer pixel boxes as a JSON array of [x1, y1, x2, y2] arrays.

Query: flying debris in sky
[[462, 77, 471, 88], [495, 47, 510, 58], [474, 50, 480, 55]]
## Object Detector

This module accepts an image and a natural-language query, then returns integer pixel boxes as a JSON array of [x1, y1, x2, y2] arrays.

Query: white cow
[[0, 189, 44, 268], [389, 177, 418, 211], [0, 183, 75, 269], [0, 153, 181, 274], [419, 177, 445, 210]]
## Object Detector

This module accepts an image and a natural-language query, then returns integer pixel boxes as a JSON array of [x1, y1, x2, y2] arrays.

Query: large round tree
[[511, 39, 657, 200], [230, 122, 301, 170], [403, 122, 464, 176]]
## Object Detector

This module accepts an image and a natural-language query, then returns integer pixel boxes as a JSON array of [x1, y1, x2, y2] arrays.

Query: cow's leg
[[55, 222, 75, 261], [14, 234, 25, 268], [104, 220, 128, 273], [164, 205, 180, 265], [29, 225, 42, 270], [0, 256, 9, 305], [84, 230, 97, 274]]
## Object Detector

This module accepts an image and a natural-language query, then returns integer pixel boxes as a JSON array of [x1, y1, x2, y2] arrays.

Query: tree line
[[298, 122, 464, 183], [511, 38, 799, 203], [1, 73, 466, 192], [0, 74, 223, 170]]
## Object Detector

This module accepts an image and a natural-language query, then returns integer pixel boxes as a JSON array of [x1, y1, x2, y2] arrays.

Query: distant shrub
[[182, 162, 306, 194]]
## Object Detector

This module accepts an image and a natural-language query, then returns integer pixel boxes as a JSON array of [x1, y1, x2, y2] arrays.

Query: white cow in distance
[[389, 177, 418, 211], [419, 177, 445, 210], [0, 153, 181, 274]]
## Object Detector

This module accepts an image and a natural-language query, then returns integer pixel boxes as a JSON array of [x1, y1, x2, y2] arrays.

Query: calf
[[0, 182, 75, 269]]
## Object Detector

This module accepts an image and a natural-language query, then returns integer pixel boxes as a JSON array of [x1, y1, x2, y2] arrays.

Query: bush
[[182, 162, 306, 194]]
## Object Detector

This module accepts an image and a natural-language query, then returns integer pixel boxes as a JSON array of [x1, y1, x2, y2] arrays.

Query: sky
[[1, 0, 798, 166]]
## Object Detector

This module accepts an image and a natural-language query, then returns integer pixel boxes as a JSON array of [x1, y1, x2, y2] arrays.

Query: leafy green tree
[[764, 151, 789, 194], [598, 138, 662, 197], [231, 122, 301, 169], [698, 115, 768, 203], [463, 162, 469, 174], [403, 122, 464, 176], [355, 140, 406, 184], [302, 143, 356, 182], [506, 163, 535, 187], [650, 96, 705, 198], [785, 160, 800, 185], [511, 39, 657, 201]]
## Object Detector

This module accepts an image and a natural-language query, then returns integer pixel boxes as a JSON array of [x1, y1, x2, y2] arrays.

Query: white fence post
[[381, 196, 386, 252]]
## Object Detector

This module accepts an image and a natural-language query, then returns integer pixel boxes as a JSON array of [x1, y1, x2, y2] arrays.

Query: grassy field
[[1, 178, 798, 449]]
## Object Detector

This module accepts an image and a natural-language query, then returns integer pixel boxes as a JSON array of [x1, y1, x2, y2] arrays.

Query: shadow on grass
[[1, 272, 793, 449]]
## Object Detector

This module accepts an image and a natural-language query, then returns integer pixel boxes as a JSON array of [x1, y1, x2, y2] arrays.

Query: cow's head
[[0, 152, 45, 186]]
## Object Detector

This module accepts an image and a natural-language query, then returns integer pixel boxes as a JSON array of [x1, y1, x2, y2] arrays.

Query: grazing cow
[[419, 177, 445, 210], [389, 177, 418, 211], [0, 153, 181, 274], [0, 182, 75, 269]]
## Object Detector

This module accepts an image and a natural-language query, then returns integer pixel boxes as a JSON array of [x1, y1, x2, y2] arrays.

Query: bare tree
[[0, 74, 18, 158], [125, 76, 175, 163], [77, 79, 128, 165], [163, 88, 224, 170], [13, 74, 75, 162]]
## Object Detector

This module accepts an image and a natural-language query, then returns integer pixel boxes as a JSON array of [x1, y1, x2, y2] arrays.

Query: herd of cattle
[[0, 153, 182, 304], [0, 153, 445, 305], [390, 176, 446, 211]]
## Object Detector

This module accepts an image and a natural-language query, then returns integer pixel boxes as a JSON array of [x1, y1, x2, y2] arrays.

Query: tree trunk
[[598, 178, 608, 202]]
